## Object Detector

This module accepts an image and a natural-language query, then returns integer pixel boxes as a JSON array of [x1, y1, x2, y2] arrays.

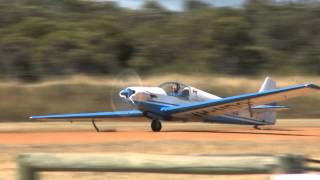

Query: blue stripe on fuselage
[[136, 100, 174, 118], [147, 100, 179, 106]]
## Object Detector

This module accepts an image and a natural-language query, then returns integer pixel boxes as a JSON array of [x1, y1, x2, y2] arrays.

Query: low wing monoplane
[[31, 77, 320, 132]]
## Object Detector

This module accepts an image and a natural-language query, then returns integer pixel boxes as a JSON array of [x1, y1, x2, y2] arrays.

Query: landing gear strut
[[151, 120, 162, 132], [92, 120, 100, 132]]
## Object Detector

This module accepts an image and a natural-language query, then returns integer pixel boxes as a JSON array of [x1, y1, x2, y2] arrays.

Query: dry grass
[[39, 172, 269, 180], [1, 74, 319, 89]]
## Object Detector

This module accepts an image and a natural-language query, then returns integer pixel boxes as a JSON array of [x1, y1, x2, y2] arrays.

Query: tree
[[142, 0, 166, 11], [184, 0, 210, 11]]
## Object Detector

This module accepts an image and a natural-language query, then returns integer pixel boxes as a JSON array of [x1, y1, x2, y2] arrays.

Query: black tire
[[151, 120, 162, 132]]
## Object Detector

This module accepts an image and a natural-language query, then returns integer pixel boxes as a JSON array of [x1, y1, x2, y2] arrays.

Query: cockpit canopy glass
[[159, 82, 188, 97]]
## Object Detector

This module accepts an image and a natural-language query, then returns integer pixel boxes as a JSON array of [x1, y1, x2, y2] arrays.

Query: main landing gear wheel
[[151, 120, 162, 132]]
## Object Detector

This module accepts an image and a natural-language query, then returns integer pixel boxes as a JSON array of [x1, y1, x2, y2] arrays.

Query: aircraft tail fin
[[256, 76, 277, 125], [259, 76, 276, 92]]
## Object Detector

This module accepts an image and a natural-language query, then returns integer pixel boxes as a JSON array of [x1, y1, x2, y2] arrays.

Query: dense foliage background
[[0, 0, 319, 81]]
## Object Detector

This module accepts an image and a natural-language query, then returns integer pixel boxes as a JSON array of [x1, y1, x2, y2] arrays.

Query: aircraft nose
[[119, 88, 135, 98], [119, 89, 128, 98]]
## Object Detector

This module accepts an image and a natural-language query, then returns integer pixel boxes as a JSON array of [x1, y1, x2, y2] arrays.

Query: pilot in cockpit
[[169, 83, 180, 97]]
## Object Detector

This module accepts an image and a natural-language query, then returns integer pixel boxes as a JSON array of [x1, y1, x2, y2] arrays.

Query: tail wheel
[[151, 120, 162, 132], [254, 125, 262, 130]]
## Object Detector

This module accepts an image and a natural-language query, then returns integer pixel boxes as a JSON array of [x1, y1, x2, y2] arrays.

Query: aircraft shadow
[[97, 129, 117, 132], [162, 130, 315, 137], [259, 128, 301, 132]]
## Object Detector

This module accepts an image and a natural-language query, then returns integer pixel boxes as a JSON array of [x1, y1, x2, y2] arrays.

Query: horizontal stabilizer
[[252, 105, 289, 112]]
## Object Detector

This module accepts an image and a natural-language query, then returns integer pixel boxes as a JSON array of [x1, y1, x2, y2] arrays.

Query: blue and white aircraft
[[30, 77, 320, 132]]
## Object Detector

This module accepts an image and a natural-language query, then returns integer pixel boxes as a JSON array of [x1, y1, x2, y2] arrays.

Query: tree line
[[0, 0, 319, 81]]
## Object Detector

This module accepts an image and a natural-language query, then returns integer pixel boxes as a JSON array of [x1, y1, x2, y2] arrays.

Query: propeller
[[109, 69, 142, 111]]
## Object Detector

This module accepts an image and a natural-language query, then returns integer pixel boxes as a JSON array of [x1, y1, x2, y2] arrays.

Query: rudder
[[259, 76, 276, 92], [257, 76, 277, 124]]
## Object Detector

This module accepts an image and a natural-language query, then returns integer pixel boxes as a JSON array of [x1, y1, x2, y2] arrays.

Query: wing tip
[[305, 83, 320, 90], [29, 116, 43, 119]]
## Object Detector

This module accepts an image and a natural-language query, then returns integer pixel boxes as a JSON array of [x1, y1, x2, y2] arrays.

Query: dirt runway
[[0, 121, 319, 145], [0, 120, 319, 180]]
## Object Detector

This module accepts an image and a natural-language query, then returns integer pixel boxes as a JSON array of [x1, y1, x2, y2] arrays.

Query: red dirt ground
[[0, 127, 319, 145]]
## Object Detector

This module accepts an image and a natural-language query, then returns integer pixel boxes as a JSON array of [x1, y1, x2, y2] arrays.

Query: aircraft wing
[[30, 110, 143, 120], [161, 84, 320, 118]]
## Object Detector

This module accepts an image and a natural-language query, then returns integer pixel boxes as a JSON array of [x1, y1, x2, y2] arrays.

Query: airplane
[[30, 77, 320, 132]]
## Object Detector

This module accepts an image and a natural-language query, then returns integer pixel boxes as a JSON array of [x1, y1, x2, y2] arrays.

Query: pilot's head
[[171, 83, 180, 93]]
